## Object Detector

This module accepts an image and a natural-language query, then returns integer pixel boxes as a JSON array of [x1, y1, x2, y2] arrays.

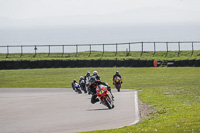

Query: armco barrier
[[108, 60, 116, 67], [54, 60, 62, 68], [21, 61, 30, 69], [5, 61, 13, 69], [100, 60, 109, 67], [30, 61, 38, 68], [13, 61, 21, 69], [0, 61, 5, 69], [146, 60, 154, 67], [62, 60, 70, 67], [37, 60, 47, 68], [188, 60, 195, 67], [46, 60, 54, 68], [70, 60, 78, 67], [92, 60, 100, 67], [167, 61, 175, 67], [124, 60, 131, 67], [77, 60, 85, 67], [0, 59, 199, 70], [131, 60, 139, 67], [174, 60, 181, 67], [139, 60, 147, 67], [116, 60, 124, 67], [195, 60, 200, 67], [85, 60, 93, 67], [181, 60, 189, 67]]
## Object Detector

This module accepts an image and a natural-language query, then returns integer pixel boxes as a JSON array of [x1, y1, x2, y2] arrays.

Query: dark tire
[[81, 86, 87, 93], [116, 84, 121, 92], [76, 88, 82, 94], [104, 96, 113, 109]]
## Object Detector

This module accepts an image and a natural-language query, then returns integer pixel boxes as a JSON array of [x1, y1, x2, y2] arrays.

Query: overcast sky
[[0, 0, 200, 28]]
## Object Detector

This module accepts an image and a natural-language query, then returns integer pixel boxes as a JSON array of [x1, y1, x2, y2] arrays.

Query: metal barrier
[[0, 41, 200, 57], [1, 59, 200, 69]]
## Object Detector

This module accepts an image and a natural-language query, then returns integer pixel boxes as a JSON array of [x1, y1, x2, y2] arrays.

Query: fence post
[[166, 42, 168, 57], [178, 42, 180, 56], [20, 45, 23, 57], [76, 45, 78, 56], [129, 42, 131, 56], [102, 44, 104, 56], [154, 42, 156, 55], [141, 42, 143, 56], [191, 42, 194, 56], [48, 45, 50, 56], [62, 45, 64, 57], [89, 44, 91, 56], [6, 45, 9, 58], [115, 43, 117, 56], [34, 45, 37, 57]]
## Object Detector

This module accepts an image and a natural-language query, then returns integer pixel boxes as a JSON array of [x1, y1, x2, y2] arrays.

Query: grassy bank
[[0, 67, 200, 132], [1, 50, 200, 61]]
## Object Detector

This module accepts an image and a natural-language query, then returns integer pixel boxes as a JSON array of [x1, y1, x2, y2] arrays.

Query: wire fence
[[0, 41, 200, 57]]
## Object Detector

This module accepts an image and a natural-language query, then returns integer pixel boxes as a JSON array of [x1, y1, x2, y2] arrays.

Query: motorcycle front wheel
[[104, 96, 114, 109]]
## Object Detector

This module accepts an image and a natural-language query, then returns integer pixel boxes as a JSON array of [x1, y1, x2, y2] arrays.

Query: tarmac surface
[[0, 88, 140, 133]]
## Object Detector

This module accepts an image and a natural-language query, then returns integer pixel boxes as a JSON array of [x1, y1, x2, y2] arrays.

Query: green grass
[[1, 50, 200, 61], [0, 67, 200, 132]]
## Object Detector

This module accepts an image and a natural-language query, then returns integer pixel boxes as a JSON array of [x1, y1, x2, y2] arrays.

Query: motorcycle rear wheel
[[81, 87, 87, 93]]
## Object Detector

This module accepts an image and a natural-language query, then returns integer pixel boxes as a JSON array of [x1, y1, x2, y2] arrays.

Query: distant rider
[[84, 72, 91, 82], [84, 72, 91, 94], [72, 79, 77, 91], [92, 71, 101, 80], [89, 76, 111, 104], [113, 71, 123, 84], [79, 76, 85, 88], [79, 76, 84, 85]]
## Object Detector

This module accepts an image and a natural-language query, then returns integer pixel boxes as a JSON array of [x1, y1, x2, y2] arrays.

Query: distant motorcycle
[[96, 85, 114, 109], [114, 76, 122, 92], [74, 83, 82, 94], [80, 79, 87, 93]]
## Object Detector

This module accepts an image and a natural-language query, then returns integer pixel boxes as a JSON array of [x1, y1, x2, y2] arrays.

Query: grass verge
[[1, 50, 200, 61], [0, 67, 200, 132]]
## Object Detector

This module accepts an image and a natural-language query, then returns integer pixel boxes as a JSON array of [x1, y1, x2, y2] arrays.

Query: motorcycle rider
[[72, 79, 77, 91], [93, 71, 101, 80], [113, 71, 123, 84], [84, 72, 91, 94], [84, 72, 91, 81], [89, 76, 111, 104], [79, 76, 84, 87], [79, 76, 84, 84]]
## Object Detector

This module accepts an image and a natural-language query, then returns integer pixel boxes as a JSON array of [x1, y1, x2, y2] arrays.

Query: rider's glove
[[107, 85, 111, 91]]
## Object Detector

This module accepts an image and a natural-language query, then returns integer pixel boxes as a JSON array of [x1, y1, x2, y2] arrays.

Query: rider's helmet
[[116, 71, 119, 75], [86, 72, 90, 77], [89, 76, 96, 84], [73, 79, 76, 83], [93, 71, 98, 76], [80, 76, 83, 80]]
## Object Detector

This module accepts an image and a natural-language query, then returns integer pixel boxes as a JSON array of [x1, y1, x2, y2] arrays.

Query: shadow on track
[[86, 108, 110, 111]]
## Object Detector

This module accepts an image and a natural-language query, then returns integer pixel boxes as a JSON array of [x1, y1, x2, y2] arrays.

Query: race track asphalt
[[0, 88, 140, 133]]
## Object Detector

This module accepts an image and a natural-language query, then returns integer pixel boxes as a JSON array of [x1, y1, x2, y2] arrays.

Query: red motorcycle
[[114, 76, 122, 92], [96, 85, 114, 109]]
